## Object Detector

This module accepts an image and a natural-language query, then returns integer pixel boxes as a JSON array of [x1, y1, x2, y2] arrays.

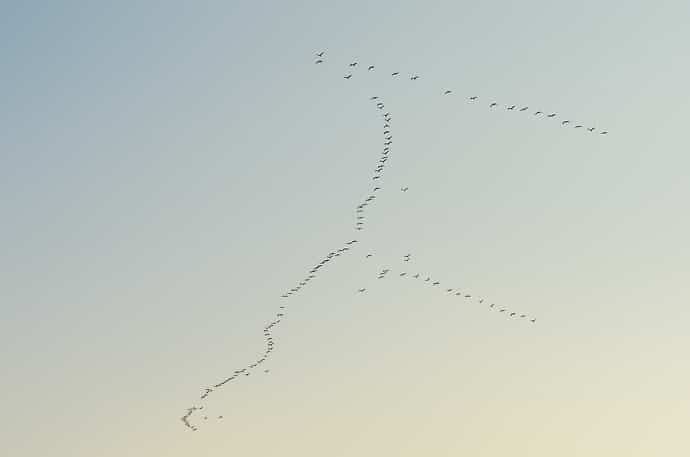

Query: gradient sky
[[2, 1, 689, 456]]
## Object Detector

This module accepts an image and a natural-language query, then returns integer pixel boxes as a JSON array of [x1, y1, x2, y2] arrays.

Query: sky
[[2, 1, 689, 456]]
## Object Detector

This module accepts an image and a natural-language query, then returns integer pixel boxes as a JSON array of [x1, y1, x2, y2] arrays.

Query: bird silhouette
[[547, 113, 556, 118], [489, 102, 498, 108], [315, 59, 323, 64], [344, 74, 352, 79], [368, 65, 375, 70], [520, 106, 529, 111], [507, 105, 516, 110], [534, 111, 543, 116], [349, 62, 358, 67], [561, 120, 570, 125], [600, 131, 608, 135], [316, 51, 325, 57], [469, 96, 478, 101], [391, 72, 400, 76], [444, 90, 452, 95], [410, 75, 420, 80]]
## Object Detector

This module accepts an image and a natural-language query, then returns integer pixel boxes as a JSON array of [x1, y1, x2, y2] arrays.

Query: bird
[[315, 59, 323, 64], [446, 288, 453, 293], [561, 120, 570, 125], [349, 62, 358, 67], [600, 131, 609, 135], [469, 96, 478, 101], [371, 96, 379, 100], [444, 89, 452, 95], [547, 113, 556, 118], [358, 288, 366, 293], [368, 65, 375, 70], [391, 72, 400, 76], [218, 416, 224, 419], [534, 111, 543, 116], [432, 281, 440, 286], [530, 318, 536, 323], [366, 254, 373, 258], [507, 105, 516, 110], [373, 187, 381, 191], [510, 312, 516, 317], [574, 125, 583, 128], [264, 369, 270, 373], [520, 106, 529, 111], [410, 75, 420, 80], [316, 51, 325, 57], [587, 127, 595, 132], [489, 102, 498, 108], [401, 187, 409, 192], [400, 272, 407, 276], [413, 274, 420, 278], [344, 74, 352, 79]]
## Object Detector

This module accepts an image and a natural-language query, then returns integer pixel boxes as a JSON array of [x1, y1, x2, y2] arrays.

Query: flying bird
[[520, 106, 529, 111], [401, 187, 409, 192], [534, 111, 543, 116], [588, 127, 596, 132], [600, 131, 608, 135], [444, 90, 452, 95], [410, 75, 420, 80], [561, 120, 570, 125], [489, 102, 498, 108], [344, 74, 352, 79], [547, 113, 556, 118], [469, 96, 478, 101], [391, 72, 400, 76], [358, 288, 366, 293], [368, 65, 375, 70], [316, 51, 325, 57], [349, 62, 358, 67], [315, 59, 323, 64], [507, 105, 516, 110]]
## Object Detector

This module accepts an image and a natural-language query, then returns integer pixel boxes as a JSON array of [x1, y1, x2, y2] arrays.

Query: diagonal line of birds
[[323, 53, 609, 134], [180, 49, 609, 432], [362, 254, 535, 322]]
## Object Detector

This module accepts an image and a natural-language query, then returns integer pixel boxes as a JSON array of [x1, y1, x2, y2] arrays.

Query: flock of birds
[[181, 50, 606, 431], [317, 53, 609, 135]]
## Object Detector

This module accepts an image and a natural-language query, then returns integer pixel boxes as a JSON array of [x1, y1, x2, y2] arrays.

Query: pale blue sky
[[2, 1, 689, 456]]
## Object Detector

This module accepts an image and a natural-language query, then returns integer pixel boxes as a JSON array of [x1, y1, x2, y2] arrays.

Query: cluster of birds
[[179, 48, 610, 431], [315, 51, 609, 134]]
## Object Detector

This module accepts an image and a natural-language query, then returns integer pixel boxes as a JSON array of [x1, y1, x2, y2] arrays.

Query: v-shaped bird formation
[[181, 49, 608, 431]]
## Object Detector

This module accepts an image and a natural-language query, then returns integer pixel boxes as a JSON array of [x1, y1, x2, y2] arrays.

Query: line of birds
[[315, 51, 609, 134], [181, 238, 359, 431], [353, 97, 399, 231], [359, 254, 536, 323]]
